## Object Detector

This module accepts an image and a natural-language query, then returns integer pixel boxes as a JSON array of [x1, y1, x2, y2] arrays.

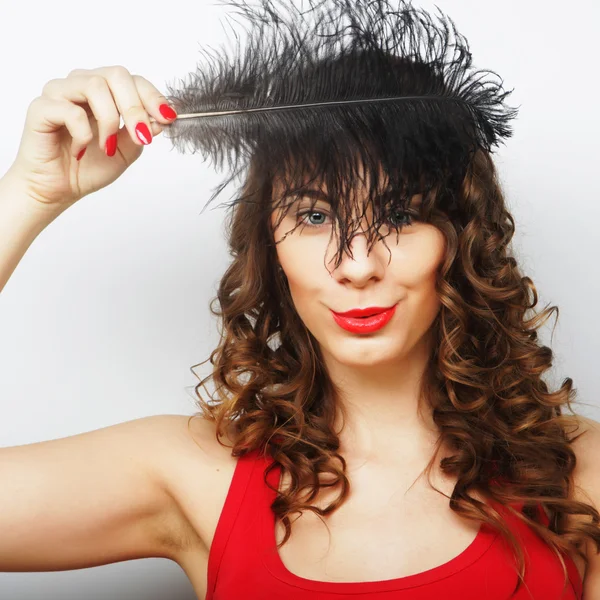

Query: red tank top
[[206, 448, 583, 599]]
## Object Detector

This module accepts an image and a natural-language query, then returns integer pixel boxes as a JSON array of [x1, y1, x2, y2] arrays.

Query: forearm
[[0, 170, 60, 294]]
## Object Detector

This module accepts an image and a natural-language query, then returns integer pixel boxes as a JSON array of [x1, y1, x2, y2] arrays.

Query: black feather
[[161, 0, 519, 267]]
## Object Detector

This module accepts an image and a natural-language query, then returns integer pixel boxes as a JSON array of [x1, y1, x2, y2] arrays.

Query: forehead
[[270, 173, 424, 209], [270, 162, 402, 208]]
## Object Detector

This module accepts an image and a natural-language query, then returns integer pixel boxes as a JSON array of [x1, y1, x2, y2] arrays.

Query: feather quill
[[159, 0, 519, 267]]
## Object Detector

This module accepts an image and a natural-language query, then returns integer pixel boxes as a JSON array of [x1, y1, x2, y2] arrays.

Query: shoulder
[[138, 414, 240, 556], [147, 413, 240, 493], [567, 415, 600, 591], [139, 413, 238, 463], [569, 414, 600, 499]]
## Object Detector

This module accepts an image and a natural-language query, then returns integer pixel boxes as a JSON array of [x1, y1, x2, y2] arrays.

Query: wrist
[[0, 167, 66, 229]]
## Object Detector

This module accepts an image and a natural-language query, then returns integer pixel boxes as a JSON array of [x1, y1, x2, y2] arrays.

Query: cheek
[[273, 217, 331, 288], [274, 235, 338, 332], [275, 235, 315, 293], [279, 246, 322, 313], [404, 225, 446, 276], [401, 228, 445, 324], [395, 227, 445, 285]]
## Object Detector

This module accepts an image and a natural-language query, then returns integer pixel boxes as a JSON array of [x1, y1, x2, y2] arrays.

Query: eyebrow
[[283, 188, 422, 206], [283, 189, 330, 202]]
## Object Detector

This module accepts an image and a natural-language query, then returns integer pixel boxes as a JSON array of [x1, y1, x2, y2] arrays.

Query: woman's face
[[271, 174, 447, 369]]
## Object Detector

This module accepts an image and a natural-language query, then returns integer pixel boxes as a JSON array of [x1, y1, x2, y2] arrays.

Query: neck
[[324, 333, 440, 463]]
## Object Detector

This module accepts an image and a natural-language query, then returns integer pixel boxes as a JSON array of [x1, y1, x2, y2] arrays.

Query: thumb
[[149, 121, 164, 137]]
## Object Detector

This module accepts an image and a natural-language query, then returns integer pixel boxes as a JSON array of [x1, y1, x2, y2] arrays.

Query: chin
[[324, 340, 405, 367]]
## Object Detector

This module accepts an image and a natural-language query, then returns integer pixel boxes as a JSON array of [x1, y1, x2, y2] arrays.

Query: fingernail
[[105, 134, 117, 157], [159, 104, 177, 120], [76, 147, 86, 161], [135, 122, 152, 145]]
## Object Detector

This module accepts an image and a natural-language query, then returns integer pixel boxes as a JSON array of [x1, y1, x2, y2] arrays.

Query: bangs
[[260, 135, 459, 269]]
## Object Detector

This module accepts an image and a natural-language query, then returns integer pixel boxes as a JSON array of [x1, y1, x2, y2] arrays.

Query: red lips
[[331, 305, 397, 334], [332, 306, 393, 318]]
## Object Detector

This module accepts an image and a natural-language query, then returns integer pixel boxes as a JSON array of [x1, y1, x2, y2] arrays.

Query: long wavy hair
[[186, 65, 600, 600]]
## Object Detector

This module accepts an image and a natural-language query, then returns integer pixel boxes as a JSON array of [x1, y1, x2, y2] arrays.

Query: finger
[[61, 65, 152, 146], [149, 121, 164, 137], [43, 67, 172, 154], [96, 66, 173, 147], [79, 65, 153, 149], [64, 68, 176, 130], [26, 96, 94, 159], [130, 74, 178, 127], [43, 75, 121, 156]]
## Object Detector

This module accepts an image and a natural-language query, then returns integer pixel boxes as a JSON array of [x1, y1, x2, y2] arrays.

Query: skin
[[271, 169, 448, 468]]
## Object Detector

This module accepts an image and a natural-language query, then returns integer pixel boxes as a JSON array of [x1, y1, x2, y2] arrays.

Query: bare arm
[[0, 170, 207, 570], [0, 171, 204, 570], [0, 414, 201, 572], [0, 67, 199, 573], [0, 168, 63, 294]]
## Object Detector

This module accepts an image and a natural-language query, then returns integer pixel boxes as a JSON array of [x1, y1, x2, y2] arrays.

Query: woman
[[1, 0, 599, 598]]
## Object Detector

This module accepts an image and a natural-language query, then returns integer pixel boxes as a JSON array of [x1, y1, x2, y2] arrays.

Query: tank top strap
[[496, 498, 551, 526], [488, 475, 550, 526], [535, 502, 551, 526], [207, 447, 273, 599]]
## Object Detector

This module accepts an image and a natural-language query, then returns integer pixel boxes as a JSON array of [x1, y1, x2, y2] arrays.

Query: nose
[[329, 230, 386, 287]]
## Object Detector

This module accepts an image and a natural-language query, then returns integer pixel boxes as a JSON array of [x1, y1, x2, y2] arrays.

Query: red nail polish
[[135, 122, 152, 145], [76, 147, 86, 161], [159, 104, 177, 120], [105, 134, 117, 157]]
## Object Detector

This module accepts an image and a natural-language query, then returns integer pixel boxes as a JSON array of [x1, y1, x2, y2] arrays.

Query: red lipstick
[[331, 305, 397, 334]]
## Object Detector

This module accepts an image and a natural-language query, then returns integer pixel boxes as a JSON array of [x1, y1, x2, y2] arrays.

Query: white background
[[0, 0, 598, 598]]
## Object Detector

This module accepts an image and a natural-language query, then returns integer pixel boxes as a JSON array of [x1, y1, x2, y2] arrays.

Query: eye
[[296, 209, 330, 228], [387, 209, 414, 228], [294, 207, 419, 231]]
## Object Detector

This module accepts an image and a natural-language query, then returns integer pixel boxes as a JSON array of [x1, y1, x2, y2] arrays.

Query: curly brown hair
[[187, 141, 600, 597]]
